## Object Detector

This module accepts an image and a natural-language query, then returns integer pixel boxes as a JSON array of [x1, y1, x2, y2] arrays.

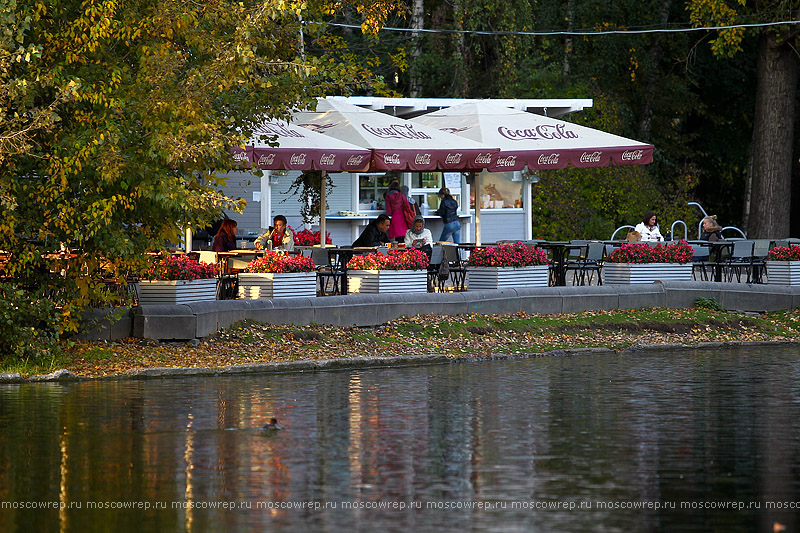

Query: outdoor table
[[537, 241, 589, 286], [217, 250, 265, 273], [688, 240, 732, 282]]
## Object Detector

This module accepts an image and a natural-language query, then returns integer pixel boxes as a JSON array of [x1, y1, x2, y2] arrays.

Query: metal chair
[[690, 244, 710, 281], [442, 244, 467, 291], [426, 245, 445, 292], [749, 239, 771, 283], [564, 242, 604, 285], [311, 247, 344, 296], [723, 240, 755, 283]]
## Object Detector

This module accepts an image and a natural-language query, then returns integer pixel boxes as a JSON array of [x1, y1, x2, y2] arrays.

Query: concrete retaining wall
[[79, 281, 800, 341]]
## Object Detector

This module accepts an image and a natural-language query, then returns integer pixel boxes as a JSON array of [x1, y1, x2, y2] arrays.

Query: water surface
[[1, 346, 799, 531]]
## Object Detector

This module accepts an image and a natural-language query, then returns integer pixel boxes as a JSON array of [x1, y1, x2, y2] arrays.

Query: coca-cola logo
[[537, 153, 560, 165], [474, 153, 493, 165], [362, 123, 432, 140], [289, 153, 307, 166], [621, 149, 644, 161], [579, 151, 602, 163], [441, 126, 470, 134], [347, 154, 366, 166], [232, 151, 248, 162], [497, 123, 579, 141], [383, 153, 401, 165], [257, 153, 276, 166], [319, 153, 336, 166], [444, 153, 463, 165], [496, 155, 518, 167], [257, 122, 304, 139], [414, 153, 432, 165]]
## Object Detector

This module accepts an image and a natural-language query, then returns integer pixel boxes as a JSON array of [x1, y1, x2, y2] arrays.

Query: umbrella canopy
[[293, 98, 499, 171], [231, 120, 371, 172], [410, 101, 653, 172]]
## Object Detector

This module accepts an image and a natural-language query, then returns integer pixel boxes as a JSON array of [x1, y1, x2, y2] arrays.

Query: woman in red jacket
[[383, 180, 412, 243]]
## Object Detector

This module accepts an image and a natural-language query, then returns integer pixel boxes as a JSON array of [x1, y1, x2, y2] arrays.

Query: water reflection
[[1, 346, 799, 532]]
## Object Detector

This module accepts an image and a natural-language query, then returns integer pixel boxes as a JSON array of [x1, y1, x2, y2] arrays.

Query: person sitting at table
[[405, 216, 433, 257], [700, 215, 723, 241], [255, 215, 294, 251], [353, 214, 390, 247], [384, 180, 413, 243], [634, 211, 664, 242], [212, 218, 238, 252]]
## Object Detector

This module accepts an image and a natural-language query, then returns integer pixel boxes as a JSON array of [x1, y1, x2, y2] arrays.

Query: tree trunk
[[409, 0, 425, 97], [562, 0, 574, 76], [637, 0, 672, 141], [745, 31, 797, 238]]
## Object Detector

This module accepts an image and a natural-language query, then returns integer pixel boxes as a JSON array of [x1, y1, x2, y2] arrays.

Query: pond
[[1, 345, 799, 532]]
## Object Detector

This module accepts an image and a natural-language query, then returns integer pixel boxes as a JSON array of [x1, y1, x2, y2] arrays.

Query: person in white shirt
[[405, 216, 433, 256], [634, 211, 664, 242]]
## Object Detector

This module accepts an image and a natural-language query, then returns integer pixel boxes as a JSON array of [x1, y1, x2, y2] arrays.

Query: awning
[[293, 98, 499, 171], [410, 101, 653, 172]]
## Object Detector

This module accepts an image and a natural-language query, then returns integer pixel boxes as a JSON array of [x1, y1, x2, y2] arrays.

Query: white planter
[[238, 272, 317, 299], [766, 261, 800, 285], [347, 269, 427, 293], [137, 279, 218, 305], [467, 265, 549, 290], [604, 263, 692, 284]]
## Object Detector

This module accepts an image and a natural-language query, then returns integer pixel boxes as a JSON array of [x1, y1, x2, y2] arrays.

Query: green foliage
[[695, 297, 724, 312], [0, 283, 62, 363], [1, 0, 402, 332]]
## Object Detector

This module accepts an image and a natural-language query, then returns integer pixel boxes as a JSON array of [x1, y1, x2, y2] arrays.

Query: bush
[[292, 228, 332, 246], [348, 249, 430, 271], [145, 254, 218, 280], [768, 246, 800, 261], [0, 284, 62, 364]]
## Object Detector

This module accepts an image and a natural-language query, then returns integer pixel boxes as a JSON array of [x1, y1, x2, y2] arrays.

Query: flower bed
[[292, 228, 333, 247], [347, 249, 429, 293], [138, 254, 219, 304], [605, 242, 693, 284], [239, 252, 317, 299], [606, 242, 693, 264], [767, 246, 800, 285], [466, 242, 549, 290], [467, 242, 549, 268]]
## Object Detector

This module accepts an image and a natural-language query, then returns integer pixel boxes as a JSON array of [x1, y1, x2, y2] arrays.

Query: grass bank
[[4, 306, 799, 379]]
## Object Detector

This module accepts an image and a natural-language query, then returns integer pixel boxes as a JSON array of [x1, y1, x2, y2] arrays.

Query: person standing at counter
[[353, 214, 391, 247], [255, 214, 295, 251], [212, 218, 238, 252], [384, 180, 413, 243], [435, 187, 461, 243]]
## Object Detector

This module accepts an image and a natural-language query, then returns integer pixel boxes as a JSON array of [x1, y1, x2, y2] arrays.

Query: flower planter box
[[766, 261, 800, 285], [347, 270, 427, 294], [137, 279, 218, 305], [604, 263, 692, 284], [467, 265, 549, 290], [238, 272, 317, 299]]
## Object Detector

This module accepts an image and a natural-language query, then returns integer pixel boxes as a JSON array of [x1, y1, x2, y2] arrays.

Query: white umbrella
[[410, 100, 653, 172], [412, 101, 654, 244], [293, 98, 499, 171], [231, 120, 372, 246]]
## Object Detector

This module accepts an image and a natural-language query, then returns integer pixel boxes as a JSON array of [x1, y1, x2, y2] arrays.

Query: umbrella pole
[[475, 171, 482, 246], [320, 171, 327, 247]]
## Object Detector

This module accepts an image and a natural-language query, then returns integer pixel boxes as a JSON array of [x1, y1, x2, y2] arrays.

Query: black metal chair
[[442, 244, 467, 291], [564, 242, 604, 285], [426, 245, 445, 292], [690, 244, 710, 281], [311, 247, 344, 296], [723, 240, 755, 283]]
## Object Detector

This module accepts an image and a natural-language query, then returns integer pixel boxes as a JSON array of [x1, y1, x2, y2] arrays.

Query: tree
[[1, 0, 402, 332], [688, 0, 800, 238]]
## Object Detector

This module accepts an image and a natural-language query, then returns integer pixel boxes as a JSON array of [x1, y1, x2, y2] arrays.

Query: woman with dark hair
[[634, 211, 664, 242], [435, 187, 461, 243], [212, 218, 238, 252], [255, 214, 295, 251]]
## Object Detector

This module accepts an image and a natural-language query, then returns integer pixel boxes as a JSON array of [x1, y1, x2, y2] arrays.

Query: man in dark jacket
[[353, 214, 391, 247]]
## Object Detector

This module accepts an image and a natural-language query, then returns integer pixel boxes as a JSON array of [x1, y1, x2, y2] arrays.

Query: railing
[[670, 220, 687, 241], [610, 225, 635, 241]]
